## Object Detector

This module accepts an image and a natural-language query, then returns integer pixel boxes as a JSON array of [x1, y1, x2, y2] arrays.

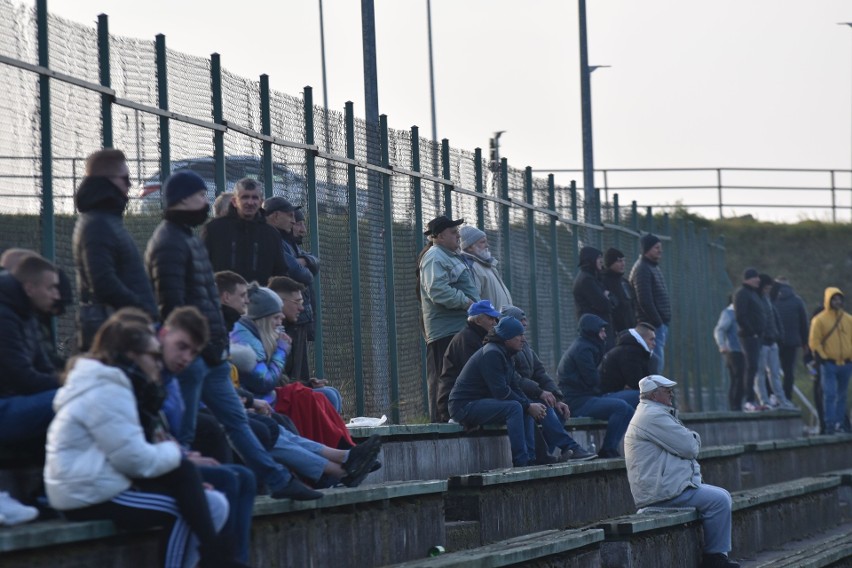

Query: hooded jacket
[[573, 247, 611, 322], [0, 272, 58, 397], [44, 357, 181, 511], [599, 329, 657, 393], [629, 255, 671, 327], [733, 282, 765, 339], [556, 313, 608, 407], [773, 283, 809, 348], [602, 268, 636, 333], [624, 399, 702, 508], [809, 287, 852, 364], [72, 177, 157, 319], [200, 205, 288, 285]]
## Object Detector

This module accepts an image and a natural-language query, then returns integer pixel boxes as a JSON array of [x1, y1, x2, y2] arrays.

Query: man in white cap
[[624, 375, 738, 568]]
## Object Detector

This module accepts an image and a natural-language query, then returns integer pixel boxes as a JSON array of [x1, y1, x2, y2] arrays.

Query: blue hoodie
[[557, 314, 608, 407]]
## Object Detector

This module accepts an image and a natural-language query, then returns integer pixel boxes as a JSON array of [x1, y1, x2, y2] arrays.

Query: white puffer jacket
[[623, 399, 702, 508], [44, 357, 182, 511]]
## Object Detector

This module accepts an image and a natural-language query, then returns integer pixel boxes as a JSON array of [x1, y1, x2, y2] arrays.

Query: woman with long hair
[[44, 315, 242, 568]]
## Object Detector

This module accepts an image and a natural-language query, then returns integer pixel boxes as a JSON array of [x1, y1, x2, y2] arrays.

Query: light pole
[[840, 23, 852, 210], [318, 0, 330, 152], [426, 0, 441, 206]]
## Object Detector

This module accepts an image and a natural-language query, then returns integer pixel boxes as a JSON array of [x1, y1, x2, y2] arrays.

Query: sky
[[36, 1, 852, 222]]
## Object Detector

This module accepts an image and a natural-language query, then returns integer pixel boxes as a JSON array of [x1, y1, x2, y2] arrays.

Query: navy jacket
[[773, 284, 809, 348], [448, 341, 530, 419], [557, 314, 608, 407]]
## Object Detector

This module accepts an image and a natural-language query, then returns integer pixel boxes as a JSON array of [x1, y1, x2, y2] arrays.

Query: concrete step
[[739, 521, 852, 567]]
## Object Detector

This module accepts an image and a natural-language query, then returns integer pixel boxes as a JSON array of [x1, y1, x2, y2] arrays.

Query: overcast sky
[[38, 1, 852, 221]]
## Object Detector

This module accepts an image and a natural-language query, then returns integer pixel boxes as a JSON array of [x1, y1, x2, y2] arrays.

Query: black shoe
[[701, 553, 739, 568], [342, 435, 382, 487], [370, 460, 382, 473], [532, 455, 559, 465], [597, 449, 620, 459], [270, 477, 323, 501], [566, 447, 597, 461]]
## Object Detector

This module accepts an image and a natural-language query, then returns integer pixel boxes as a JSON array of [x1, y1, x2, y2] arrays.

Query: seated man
[[448, 317, 546, 467], [437, 299, 502, 423], [557, 314, 634, 458], [598, 322, 658, 405], [502, 306, 596, 461], [625, 376, 738, 568], [0, 253, 61, 456]]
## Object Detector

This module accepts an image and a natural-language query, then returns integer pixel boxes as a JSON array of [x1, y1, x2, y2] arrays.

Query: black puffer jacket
[[200, 206, 287, 285], [734, 283, 765, 339], [573, 247, 611, 322], [72, 177, 157, 317], [145, 218, 229, 366], [515, 343, 563, 401], [599, 329, 657, 393], [437, 321, 489, 422], [629, 256, 671, 327], [602, 269, 636, 333], [0, 272, 58, 396], [773, 283, 809, 348]]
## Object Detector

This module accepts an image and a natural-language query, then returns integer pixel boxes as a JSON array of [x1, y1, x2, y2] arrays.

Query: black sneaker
[[270, 477, 323, 501], [342, 435, 382, 487], [566, 447, 597, 461], [701, 553, 740, 568]]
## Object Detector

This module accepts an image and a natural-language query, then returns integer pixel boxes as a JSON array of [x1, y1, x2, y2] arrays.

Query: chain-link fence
[[0, 0, 729, 420]]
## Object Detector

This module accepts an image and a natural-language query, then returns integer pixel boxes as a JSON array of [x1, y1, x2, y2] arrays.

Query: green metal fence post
[[675, 219, 691, 407], [646, 206, 654, 233], [260, 75, 273, 199], [524, 167, 539, 350], [474, 148, 484, 230], [345, 102, 365, 415], [688, 221, 703, 410], [97, 14, 112, 148], [155, 34, 170, 205], [548, 174, 561, 363], [612, 193, 621, 249], [411, 125, 428, 415], [36, 0, 54, 262], [570, 180, 579, 260], [379, 115, 400, 423], [441, 139, 452, 216], [500, 158, 511, 291], [630, 201, 639, 256], [303, 86, 323, 378], [211, 54, 226, 195]]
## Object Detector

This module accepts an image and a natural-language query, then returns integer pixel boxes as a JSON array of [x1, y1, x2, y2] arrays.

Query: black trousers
[[426, 335, 454, 423], [741, 336, 762, 404], [778, 345, 799, 401], [724, 351, 746, 411]]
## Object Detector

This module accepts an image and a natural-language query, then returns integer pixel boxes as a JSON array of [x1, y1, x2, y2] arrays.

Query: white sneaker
[[0, 492, 39, 525]]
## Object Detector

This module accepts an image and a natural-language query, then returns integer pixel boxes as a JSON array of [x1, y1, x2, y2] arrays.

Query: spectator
[[449, 317, 545, 467], [599, 323, 658, 402], [602, 247, 636, 334], [809, 287, 852, 434], [201, 177, 288, 285], [292, 208, 319, 345], [268, 276, 342, 414], [503, 305, 597, 461], [264, 196, 318, 382], [573, 246, 611, 327], [0, 253, 60, 455], [214, 270, 250, 332], [459, 225, 512, 311], [629, 233, 671, 371], [557, 314, 634, 458], [771, 276, 809, 402], [734, 268, 765, 412], [212, 192, 233, 218], [437, 300, 502, 423], [44, 316, 240, 568], [754, 274, 794, 410], [72, 148, 157, 350], [418, 215, 480, 422], [713, 296, 745, 411], [145, 170, 320, 501], [624, 375, 738, 568]]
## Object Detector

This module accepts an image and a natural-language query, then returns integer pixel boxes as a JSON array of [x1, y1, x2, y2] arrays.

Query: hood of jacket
[[774, 282, 795, 303], [53, 357, 130, 412], [0, 272, 33, 318], [578, 313, 607, 339], [824, 286, 844, 312], [74, 176, 129, 215], [578, 246, 602, 271], [615, 328, 652, 354]]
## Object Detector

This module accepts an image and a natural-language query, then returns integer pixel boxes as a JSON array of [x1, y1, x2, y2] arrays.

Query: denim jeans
[[755, 343, 789, 405], [572, 392, 635, 455], [654, 323, 668, 373], [652, 475, 733, 554], [268, 425, 328, 482], [198, 464, 256, 563], [539, 407, 582, 454], [821, 361, 852, 431], [454, 399, 535, 466], [0, 389, 56, 444], [315, 386, 342, 414], [177, 357, 291, 491]]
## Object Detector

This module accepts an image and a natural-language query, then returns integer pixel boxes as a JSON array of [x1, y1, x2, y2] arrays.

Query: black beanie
[[641, 233, 661, 253], [604, 247, 624, 267]]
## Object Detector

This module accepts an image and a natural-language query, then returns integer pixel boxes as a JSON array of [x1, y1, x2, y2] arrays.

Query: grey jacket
[[624, 399, 702, 508]]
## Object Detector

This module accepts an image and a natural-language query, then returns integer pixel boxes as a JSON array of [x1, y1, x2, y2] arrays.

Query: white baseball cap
[[638, 375, 678, 394]]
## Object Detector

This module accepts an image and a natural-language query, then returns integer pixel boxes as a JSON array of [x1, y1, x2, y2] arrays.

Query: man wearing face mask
[[459, 226, 512, 312], [72, 149, 158, 350], [145, 171, 321, 501]]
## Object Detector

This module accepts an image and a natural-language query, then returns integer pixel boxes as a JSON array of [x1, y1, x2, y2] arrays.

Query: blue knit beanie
[[164, 170, 207, 207], [494, 316, 525, 340]]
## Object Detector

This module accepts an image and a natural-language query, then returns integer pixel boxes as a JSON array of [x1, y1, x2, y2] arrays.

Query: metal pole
[[380, 115, 400, 423], [612, 193, 620, 249], [716, 168, 723, 219], [500, 158, 512, 291], [525, 167, 539, 350], [548, 174, 561, 365], [411, 125, 429, 415], [345, 102, 365, 415], [427, 0, 438, 161], [360, 0, 380, 165], [155, 34, 170, 208], [97, 14, 112, 148], [260, 75, 273, 199], [831, 170, 837, 223], [577, 0, 598, 229], [36, 0, 53, 262], [474, 147, 484, 230], [318, 0, 331, 152], [570, 180, 579, 261], [303, 86, 324, 378], [211, 54, 226, 195], [441, 138, 452, 216]]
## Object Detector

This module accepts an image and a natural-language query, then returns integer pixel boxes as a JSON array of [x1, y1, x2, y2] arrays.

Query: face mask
[[164, 203, 210, 227]]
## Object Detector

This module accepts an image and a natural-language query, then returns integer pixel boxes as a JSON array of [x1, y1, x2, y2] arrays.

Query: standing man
[[809, 287, 852, 434], [419, 215, 480, 422], [714, 296, 745, 411], [201, 178, 288, 285], [459, 225, 512, 311], [734, 268, 766, 412], [72, 148, 157, 350], [755, 274, 794, 409], [772, 276, 809, 402], [573, 247, 611, 334], [146, 170, 320, 501], [629, 234, 671, 371], [602, 247, 636, 334], [624, 376, 739, 568]]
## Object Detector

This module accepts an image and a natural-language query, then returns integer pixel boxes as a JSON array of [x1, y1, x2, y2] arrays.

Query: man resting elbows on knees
[[624, 375, 739, 568]]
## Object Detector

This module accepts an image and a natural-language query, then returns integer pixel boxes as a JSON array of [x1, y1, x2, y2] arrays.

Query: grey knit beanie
[[460, 226, 486, 251], [246, 284, 283, 320]]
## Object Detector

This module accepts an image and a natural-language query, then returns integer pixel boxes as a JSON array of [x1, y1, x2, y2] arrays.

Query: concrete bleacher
[[3, 411, 852, 567]]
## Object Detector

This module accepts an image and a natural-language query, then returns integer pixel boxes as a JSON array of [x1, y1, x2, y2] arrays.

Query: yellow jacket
[[809, 287, 852, 363]]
